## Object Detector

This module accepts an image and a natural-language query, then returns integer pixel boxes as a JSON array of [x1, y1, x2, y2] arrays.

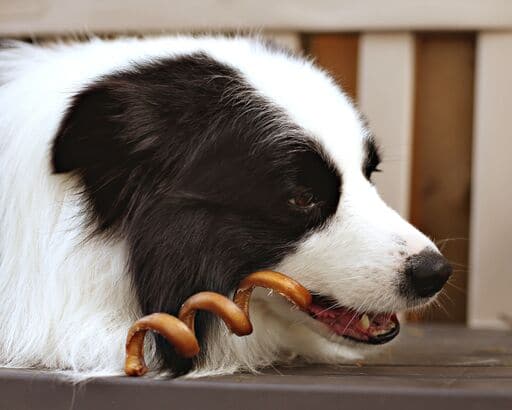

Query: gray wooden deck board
[[1, 325, 511, 409]]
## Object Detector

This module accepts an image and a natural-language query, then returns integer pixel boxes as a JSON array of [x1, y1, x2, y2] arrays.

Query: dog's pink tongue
[[308, 303, 398, 341]]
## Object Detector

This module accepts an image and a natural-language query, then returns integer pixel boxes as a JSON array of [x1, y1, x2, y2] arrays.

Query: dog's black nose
[[405, 250, 452, 298]]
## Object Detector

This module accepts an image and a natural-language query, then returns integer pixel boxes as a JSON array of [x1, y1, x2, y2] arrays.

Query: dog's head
[[52, 38, 451, 375]]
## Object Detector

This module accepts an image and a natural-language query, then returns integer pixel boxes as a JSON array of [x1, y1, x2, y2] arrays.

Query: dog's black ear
[[52, 85, 124, 173]]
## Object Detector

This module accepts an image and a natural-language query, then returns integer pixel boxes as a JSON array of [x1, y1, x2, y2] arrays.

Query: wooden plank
[[410, 33, 475, 323], [357, 33, 415, 217], [0, 326, 511, 409], [468, 33, 512, 330], [3, 1, 512, 36], [303, 34, 359, 100]]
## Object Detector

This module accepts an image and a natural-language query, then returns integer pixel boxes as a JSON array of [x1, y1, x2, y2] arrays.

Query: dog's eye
[[289, 190, 316, 209]]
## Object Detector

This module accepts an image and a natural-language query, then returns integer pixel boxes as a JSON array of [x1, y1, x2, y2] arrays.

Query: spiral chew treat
[[124, 270, 311, 376]]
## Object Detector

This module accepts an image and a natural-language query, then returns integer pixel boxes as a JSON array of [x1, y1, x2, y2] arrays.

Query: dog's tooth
[[359, 314, 370, 330]]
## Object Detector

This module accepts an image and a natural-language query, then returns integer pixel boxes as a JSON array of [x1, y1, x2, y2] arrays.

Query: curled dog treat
[[125, 313, 199, 376], [124, 271, 312, 377], [124, 292, 251, 376], [179, 291, 253, 336], [233, 270, 312, 318]]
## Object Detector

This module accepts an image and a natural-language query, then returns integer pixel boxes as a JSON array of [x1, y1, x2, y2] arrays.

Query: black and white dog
[[0, 36, 451, 377]]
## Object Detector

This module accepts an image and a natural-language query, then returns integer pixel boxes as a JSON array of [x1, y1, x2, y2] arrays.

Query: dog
[[0, 35, 452, 377]]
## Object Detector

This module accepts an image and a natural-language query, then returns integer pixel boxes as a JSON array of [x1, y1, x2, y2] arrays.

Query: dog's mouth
[[307, 295, 400, 344]]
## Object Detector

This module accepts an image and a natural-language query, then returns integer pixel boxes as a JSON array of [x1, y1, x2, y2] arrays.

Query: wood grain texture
[[1, 325, 511, 409], [303, 33, 359, 100], [3, 0, 512, 36], [409, 33, 475, 323], [358, 33, 415, 217], [468, 32, 512, 330]]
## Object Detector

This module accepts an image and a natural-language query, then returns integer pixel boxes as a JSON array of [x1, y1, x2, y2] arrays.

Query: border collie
[[0, 36, 451, 377]]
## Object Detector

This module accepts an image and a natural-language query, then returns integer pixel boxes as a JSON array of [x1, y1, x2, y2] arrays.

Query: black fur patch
[[52, 53, 341, 375], [363, 136, 382, 181]]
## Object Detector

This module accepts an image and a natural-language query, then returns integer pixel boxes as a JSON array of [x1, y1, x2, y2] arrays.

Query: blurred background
[[1, 0, 510, 329]]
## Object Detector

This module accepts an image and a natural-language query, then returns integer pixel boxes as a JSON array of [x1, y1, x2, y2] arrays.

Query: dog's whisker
[[445, 281, 466, 294], [438, 290, 455, 306], [449, 263, 468, 269], [341, 311, 360, 335], [432, 298, 452, 319], [434, 237, 468, 245]]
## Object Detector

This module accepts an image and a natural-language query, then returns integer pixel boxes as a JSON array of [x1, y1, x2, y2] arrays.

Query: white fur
[[0, 36, 438, 377]]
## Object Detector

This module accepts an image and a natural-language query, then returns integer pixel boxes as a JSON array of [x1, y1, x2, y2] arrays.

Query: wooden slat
[[3, 1, 512, 36], [468, 33, 512, 330], [410, 33, 475, 323], [1, 326, 512, 409], [303, 34, 359, 100], [357, 33, 415, 217]]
